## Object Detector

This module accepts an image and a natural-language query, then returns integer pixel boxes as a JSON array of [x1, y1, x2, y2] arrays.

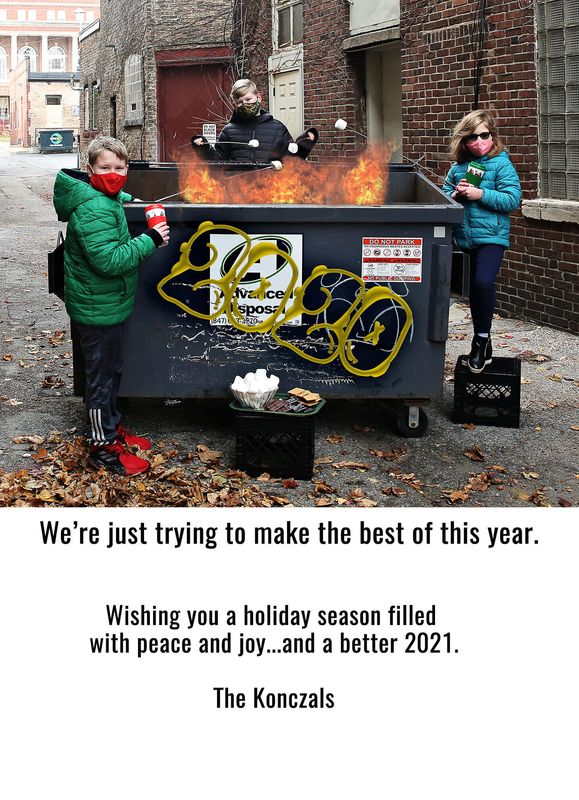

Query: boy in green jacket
[[53, 136, 169, 475]]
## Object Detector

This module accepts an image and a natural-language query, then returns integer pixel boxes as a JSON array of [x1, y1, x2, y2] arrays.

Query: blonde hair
[[230, 78, 258, 101], [87, 136, 129, 166], [449, 110, 503, 163]]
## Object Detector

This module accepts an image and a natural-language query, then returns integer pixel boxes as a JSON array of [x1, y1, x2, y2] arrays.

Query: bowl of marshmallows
[[230, 369, 280, 409]]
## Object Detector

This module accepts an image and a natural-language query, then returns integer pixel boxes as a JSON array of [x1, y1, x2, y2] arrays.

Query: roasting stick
[[178, 139, 261, 150], [152, 190, 188, 203], [334, 118, 458, 191]]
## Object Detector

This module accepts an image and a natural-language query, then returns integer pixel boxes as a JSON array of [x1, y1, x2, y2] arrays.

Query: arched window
[[0, 46, 7, 82], [47, 45, 66, 72], [17, 46, 37, 71]]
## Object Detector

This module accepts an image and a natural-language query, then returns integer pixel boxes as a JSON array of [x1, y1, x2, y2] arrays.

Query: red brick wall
[[242, 0, 364, 162], [401, 0, 578, 333], [302, 1, 364, 162]]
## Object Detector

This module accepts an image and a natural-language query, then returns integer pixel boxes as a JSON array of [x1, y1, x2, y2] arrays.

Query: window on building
[[47, 45, 66, 72], [537, 0, 579, 201], [46, 95, 61, 106], [124, 54, 143, 124], [0, 10, 7, 22], [17, 10, 26, 22], [275, 0, 303, 48], [86, 11, 94, 23], [0, 97, 9, 121], [0, 46, 7, 81], [84, 85, 89, 130], [27, 9, 36, 20], [57, 10, 66, 21], [47, 10, 56, 22], [91, 82, 99, 129], [17, 46, 37, 71]]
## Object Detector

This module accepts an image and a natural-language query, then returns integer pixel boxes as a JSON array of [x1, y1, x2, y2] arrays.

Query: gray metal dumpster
[[121, 164, 463, 433], [37, 128, 75, 153], [76, 164, 463, 435]]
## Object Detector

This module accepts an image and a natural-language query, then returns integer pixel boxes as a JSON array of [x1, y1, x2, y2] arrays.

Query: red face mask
[[89, 171, 127, 197]]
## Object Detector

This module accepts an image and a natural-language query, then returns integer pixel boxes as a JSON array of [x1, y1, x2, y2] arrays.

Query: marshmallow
[[248, 139, 259, 148], [335, 118, 348, 131], [271, 160, 283, 171], [287, 142, 299, 153]]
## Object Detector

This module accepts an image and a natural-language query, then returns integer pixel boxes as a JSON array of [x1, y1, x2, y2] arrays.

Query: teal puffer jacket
[[53, 169, 156, 326], [443, 151, 521, 250]]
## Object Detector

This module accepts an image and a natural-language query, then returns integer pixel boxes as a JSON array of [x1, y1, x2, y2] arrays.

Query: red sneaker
[[90, 441, 150, 476], [116, 425, 151, 451]]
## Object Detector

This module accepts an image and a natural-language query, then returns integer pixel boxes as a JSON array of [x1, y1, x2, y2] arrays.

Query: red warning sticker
[[361, 237, 423, 282]]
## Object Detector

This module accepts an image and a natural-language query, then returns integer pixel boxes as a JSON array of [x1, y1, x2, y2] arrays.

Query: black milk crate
[[231, 398, 324, 479], [453, 356, 521, 428]]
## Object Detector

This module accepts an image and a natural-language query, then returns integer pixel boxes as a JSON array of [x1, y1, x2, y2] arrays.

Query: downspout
[[473, 0, 487, 109]]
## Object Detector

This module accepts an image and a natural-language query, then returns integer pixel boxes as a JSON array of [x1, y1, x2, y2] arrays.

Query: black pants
[[75, 321, 124, 446], [468, 244, 506, 335]]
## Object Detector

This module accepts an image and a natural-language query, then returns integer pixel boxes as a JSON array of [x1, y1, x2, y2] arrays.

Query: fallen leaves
[[12, 435, 45, 445], [331, 460, 372, 470], [326, 434, 344, 444], [463, 445, 485, 462], [369, 446, 407, 461], [196, 444, 222, 464], [0, 437, 292, 508], [41, 375, 65, 388], [442, 470, 506, 504], [381, 486, 407, 497]]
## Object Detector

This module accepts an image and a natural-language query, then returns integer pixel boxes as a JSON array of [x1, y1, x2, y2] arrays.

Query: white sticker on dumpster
[[361, 237, 423, 282], [209, 233, 302, 326]]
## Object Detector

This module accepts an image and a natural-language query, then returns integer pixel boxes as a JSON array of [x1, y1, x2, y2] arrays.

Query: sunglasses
[[465, 131, 492, 142]]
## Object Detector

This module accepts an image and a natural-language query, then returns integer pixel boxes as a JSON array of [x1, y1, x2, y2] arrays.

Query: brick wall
[[400, 0, 578, 333], [302, 1, 364, 162], [242, 0, 363, 162]]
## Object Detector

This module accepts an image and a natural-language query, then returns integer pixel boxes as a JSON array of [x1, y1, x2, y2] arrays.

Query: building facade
[[0, 0, 99, 141]]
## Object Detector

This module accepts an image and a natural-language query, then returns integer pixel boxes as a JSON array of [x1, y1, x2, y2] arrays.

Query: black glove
[[191, 135, 209, 148], [294, 127, 319, 159]]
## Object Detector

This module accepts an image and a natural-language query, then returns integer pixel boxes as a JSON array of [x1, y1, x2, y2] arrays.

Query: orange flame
[[340, 145, 387, 205], [178, 142, 392, 205]]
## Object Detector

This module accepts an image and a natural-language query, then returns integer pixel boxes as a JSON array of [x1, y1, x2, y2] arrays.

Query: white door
[[272, 69, 302, 138]]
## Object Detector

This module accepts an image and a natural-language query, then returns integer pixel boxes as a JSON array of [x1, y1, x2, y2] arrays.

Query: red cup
[[144, 203, 167, 228]]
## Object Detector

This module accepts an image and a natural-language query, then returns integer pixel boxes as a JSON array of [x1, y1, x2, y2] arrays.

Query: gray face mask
[[236, 101, 260, 119]]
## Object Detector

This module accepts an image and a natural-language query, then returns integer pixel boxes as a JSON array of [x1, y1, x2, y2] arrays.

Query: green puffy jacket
[[53, 169, 156, 326]]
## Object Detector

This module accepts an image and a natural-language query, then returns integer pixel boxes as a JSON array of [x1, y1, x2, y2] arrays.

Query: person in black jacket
[[192, 78, 317, 167]]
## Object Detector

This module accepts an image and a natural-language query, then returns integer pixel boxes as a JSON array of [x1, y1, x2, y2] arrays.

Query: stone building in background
[[0, 0, 99, 144]]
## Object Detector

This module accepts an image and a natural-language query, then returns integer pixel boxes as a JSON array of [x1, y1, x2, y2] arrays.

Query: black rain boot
[[468, 335, 491, 373], [486, 336, 493, 365]]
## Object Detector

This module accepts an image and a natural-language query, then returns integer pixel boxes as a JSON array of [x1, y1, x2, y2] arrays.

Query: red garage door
[[157, 53, 231, 162]]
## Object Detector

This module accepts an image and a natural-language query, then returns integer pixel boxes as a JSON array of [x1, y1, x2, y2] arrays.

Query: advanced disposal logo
[[210, 233, 303, 326]]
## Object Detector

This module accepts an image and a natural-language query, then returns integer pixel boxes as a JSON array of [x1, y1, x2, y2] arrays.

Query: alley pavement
[[0, 146, 577, 507]]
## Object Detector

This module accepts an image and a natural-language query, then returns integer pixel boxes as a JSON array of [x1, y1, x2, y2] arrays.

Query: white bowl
[[231, 385, 277, 409]]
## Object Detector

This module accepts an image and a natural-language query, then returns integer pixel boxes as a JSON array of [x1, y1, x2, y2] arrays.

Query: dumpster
[[37, 128, 75, 154], [74, 163, 463, 435]]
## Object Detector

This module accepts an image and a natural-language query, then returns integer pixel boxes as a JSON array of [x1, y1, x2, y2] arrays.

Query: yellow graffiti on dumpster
[[156, 221, 413, 378]]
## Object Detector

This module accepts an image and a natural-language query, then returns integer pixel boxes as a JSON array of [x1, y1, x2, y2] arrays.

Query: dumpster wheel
[[395, 406, 429, 438]]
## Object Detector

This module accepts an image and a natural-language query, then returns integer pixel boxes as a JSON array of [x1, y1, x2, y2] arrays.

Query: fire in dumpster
[[176, 142, 392, 205]]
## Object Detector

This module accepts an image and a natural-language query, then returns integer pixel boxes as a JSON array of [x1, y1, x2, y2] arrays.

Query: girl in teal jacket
[[444, 110, 521, 373]]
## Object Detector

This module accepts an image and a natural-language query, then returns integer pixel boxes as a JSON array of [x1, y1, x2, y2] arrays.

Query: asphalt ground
[[0, 147, 577, 507]]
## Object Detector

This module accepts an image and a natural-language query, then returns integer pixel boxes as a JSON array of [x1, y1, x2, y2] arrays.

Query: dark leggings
[[468, 244, 505, 335]]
